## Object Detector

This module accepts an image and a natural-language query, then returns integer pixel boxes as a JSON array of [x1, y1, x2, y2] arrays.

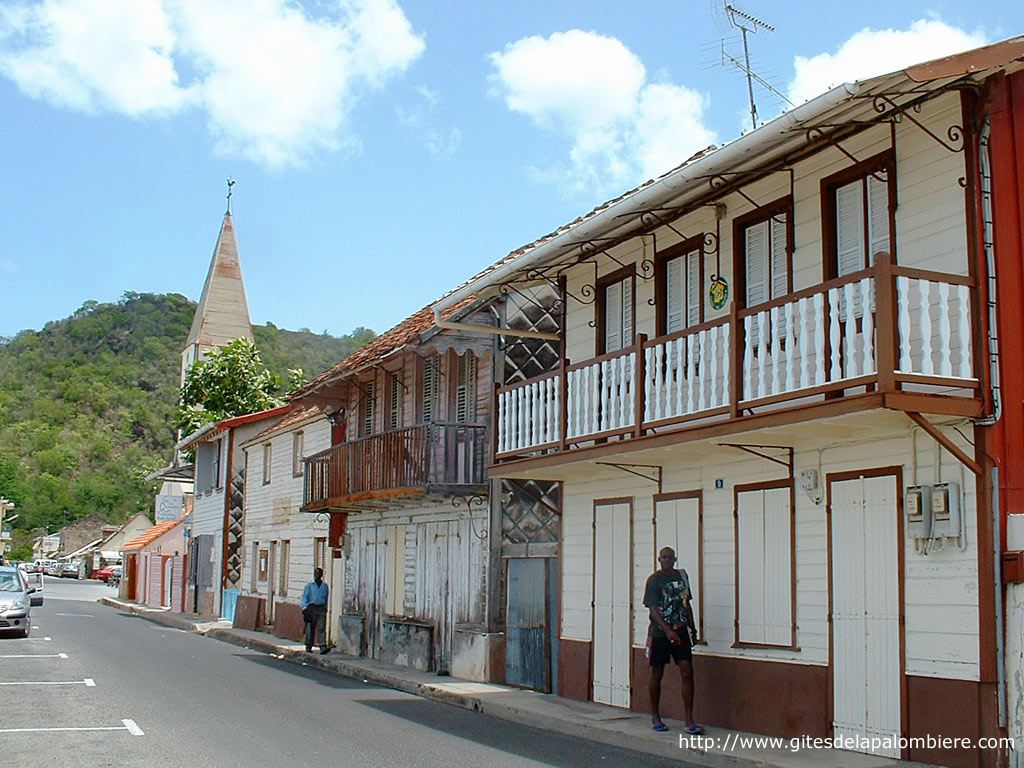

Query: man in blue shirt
[[301, 567, 330, 654]]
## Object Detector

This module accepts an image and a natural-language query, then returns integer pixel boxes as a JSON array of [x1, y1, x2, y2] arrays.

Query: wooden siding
[[242, 417, 331, 601], [559, 423, 980, 681]]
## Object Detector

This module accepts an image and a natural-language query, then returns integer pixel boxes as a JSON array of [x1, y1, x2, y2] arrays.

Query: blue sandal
[[652, 722, 669, 732], [684, 724, 705, 735]]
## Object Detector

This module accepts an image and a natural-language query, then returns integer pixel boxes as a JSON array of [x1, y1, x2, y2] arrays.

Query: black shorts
[[646, 632, 692, 666]]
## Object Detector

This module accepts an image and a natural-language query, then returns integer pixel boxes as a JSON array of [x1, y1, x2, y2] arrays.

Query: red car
[[96, 565, 120, 582]]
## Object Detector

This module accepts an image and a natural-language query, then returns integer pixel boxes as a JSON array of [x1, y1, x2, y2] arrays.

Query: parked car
[[43, 561, 61, 577], [96, 564, 121, 583], [60, 562, 79, 579], [109, 566, 122, 588], [0, 565, 33, 637], [22, 571, 43, 606]]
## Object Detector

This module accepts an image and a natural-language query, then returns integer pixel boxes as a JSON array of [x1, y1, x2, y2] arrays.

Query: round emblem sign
[[709, 276, 729, 311]]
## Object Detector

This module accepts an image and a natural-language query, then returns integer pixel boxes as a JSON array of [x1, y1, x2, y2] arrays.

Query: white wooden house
[[432, 40, 1024, 768], [291, 303, 496, 678], [238, 406, 332, 641], [178, 406, 288, 618]]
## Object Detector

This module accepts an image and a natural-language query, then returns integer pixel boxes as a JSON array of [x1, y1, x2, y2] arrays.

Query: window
[[389, 371, 403, 430], [279, 540, 290, 596], [734, 199, 791, 310], [734, 482, 794, 647], [212, 438, 222, 490], [196, 441, 215, 494], [292, 431, 304, 477], [455, 353, 477, 423], [262, 443, 272, 485], [314, 537, 328, 572], [596, 265, 635, 354], [421, 356, 440, 423], [823, 152, 894, 279], [656, 238, 703, 336], [361, 380, 375, 437]]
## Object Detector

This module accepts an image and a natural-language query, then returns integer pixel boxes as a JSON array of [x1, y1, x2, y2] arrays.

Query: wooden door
[[505, 557, 551, 691], [830, 473, 901, 757], [592, 500, 631, 707]]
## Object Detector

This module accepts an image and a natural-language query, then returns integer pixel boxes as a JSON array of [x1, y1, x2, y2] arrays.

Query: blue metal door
[[506, 557, 557, 692]]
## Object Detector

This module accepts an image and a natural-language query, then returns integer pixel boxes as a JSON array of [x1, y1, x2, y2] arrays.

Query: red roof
[[217, 404, 291, 430], [121, 520, 182, 552], [292, 298, 475, 399]]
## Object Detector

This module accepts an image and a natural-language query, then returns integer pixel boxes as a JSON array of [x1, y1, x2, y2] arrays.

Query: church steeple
[[181, 206, 254, 386]]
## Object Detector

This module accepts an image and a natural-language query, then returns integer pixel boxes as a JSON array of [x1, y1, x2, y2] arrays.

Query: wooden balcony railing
[[303, 422, 487, 509], [495, 253, 980, 459]]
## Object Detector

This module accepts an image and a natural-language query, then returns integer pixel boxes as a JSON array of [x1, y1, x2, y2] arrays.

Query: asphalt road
[[2, 578, 687, 768]]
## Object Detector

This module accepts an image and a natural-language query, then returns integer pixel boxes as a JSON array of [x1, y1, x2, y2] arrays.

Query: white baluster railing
[[895, 275, 975, 381]]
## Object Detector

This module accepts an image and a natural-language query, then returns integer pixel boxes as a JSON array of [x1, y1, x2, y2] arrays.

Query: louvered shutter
[[686, 249, 701, 327], [455, 353, 476, 423], [363, 381, 375, 436], [621, 277, 634, 348], [389, 372, 401, 430], [836, 180, 864, 276], [744, 221, 768, 307], [770, 213, 788, 299], [604, 281, 623, 352], [666, 256, 685, 334], [866, 173, 890, 264], [422, 357, 438, 423]]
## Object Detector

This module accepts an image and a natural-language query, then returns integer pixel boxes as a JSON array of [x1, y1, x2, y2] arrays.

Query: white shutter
[[686, 250, 701, 327], [770, 213, 788, 300], [744, 221, 768, 307], [866, 173, 890, 264], [363, 381, 375, 436], [736, 490, 766, 644], [836, 180, 865, 276], [422, 357, 439, 423], [604, 281, 623, 352], [762, 486, 792, 646], [389, 372, 402, 430], [621, 277, 633, 348], [666, 256, 685, 333]]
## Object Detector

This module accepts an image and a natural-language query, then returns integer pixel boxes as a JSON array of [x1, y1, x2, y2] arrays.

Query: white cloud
[[0, 0, 425, 166], [789, 19, 987, 105], [396, 83, 459, 156], [489, 30, 715, 198]]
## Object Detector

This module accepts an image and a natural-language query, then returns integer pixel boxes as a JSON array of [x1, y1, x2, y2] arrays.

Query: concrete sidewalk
[[98, 596, 925, 768]]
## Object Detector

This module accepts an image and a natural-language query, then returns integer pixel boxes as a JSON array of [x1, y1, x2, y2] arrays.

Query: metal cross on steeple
[[226, 178, 236, 214]]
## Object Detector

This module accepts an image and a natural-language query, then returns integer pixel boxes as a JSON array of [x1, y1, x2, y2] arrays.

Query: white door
[[831, 474, 901, 757], [593, 501, 631, 707], [162, 558, 172, 608], [654, 495, 701, 633], [267, 541, 277, 623]]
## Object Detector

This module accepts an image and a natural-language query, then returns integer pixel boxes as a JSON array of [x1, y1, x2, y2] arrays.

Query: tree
[[176, 338, 282, 438]]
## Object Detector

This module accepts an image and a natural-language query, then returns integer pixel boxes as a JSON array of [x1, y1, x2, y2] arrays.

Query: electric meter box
[[931, 482, 961, 538], [905, 485, 932, 539]]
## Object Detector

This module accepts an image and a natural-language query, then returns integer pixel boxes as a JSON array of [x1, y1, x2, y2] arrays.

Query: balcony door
[[596, 266, 635, 355]]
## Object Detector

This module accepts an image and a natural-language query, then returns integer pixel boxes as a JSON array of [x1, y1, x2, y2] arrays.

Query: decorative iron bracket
[[872, 94, 964, 154], [452, 494, 489, 539], [804, 128, 888, 183], [595, 462, 663, 493]]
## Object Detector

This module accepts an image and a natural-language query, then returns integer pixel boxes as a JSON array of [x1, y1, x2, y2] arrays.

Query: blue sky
[[0, 0, 1012, 341]]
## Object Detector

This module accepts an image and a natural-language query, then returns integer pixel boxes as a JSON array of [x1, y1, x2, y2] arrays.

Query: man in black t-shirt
[[643, 546, 703, 734]]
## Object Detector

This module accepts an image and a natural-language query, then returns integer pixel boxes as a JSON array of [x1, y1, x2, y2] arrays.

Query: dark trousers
[[305, 604, 327, 650]]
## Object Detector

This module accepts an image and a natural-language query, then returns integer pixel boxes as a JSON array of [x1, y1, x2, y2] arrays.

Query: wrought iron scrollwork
[[452, 494, 488, 540], [702, 231, 719, 257], [805, 127, 887, 183], [872, 94, 964, 153]]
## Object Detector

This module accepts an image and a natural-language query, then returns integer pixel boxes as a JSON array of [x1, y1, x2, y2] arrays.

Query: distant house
[[177, 406, 288, 619], [120, 520, 186, 609]]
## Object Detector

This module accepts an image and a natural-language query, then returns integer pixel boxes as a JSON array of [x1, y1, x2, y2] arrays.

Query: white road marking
[[0, 722, 143, 736], [31, 625, 39, 629], [149, 626, 186, 633], [0, 653, 67, 659], [43, 637, 52, 641], [0, 679, 95, 687], [55, 613, 93, 617]]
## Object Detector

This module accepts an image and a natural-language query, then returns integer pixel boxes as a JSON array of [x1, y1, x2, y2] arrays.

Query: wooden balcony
[[494, 253, 983, 465], [302, 422, 488, 513]]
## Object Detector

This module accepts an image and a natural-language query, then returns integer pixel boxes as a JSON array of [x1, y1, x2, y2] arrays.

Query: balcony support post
[[634, 334, 647, 438], [875, 252, 897, 394], [729, 301, 741, 419]]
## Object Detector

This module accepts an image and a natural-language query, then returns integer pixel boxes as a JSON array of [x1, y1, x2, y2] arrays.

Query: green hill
[[0, 292, 374, 546]]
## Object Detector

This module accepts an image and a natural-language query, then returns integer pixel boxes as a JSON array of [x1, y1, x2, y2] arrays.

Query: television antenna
[[718, 3, 791, 130]]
